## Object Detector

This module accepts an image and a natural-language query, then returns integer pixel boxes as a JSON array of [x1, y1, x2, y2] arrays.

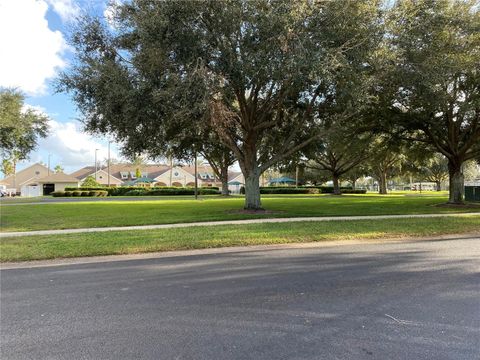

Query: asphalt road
[[1, 237, 479, 360]]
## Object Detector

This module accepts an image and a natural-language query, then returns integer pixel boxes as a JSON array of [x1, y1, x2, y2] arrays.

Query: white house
[[70, 167, 123, 186], [228, 172, 245, 194], [20, 173, 80, 197], [153, 166, 197, 186]]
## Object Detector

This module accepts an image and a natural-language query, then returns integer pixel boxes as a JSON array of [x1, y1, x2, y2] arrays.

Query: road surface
[[1, 237, 479, 359]]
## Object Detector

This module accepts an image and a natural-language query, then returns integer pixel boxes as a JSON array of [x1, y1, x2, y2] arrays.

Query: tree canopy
[[59, 0, 383, 209], [58, 0, 479, 205], [0, 89, 49, 170], [372, 0, 480, 202]]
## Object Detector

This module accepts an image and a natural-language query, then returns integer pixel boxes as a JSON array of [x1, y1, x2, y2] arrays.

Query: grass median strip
[[2, 194, 478, 232], [1, 216, 479, 262]]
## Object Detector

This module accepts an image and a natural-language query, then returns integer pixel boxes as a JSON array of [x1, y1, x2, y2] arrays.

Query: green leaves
[[0, 89, 49, 162]]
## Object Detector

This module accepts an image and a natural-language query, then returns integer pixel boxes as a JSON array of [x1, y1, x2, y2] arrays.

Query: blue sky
[[0, 0, 123, 174]]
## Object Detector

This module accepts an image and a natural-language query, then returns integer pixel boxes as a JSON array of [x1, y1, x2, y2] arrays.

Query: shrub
[[124, 189, 149, 196], [149, 188, 193, 195], [51, 191, 65, 197], [260, 187, 313, 194], [72, 191, 82, 197], [81, 191, 90, 196], [88, 191, 97, 197], [65, 186, 107, 191], [82, 176, 101, 188], [199, 188, 220, 195], [108, 187, 141, 196], [341, 189, 367, 194], [64, 191, 73, 197]]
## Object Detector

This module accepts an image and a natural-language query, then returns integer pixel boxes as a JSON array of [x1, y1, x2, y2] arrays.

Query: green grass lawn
[[1, 216, 479, 262], [1, 193, 478, 232]]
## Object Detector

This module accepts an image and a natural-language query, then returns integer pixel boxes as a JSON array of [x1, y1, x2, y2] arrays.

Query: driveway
[[1, 237, 479, 359]]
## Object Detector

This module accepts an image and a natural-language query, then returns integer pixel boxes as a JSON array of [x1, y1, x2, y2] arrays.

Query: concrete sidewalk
[[2, 212, 479, 238]]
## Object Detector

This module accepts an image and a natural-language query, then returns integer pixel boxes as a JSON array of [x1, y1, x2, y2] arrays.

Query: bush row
[[260, 187, 314, 194], [240, 187, 367, 194], [64, 186, 219, 196], [51, 190, 108, 197], [123, 188, 221, 196]]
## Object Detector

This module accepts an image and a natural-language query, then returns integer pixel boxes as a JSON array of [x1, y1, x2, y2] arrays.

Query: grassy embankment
[[1, 193, 479, 262], [1, 215, 479, 261], [1, 193, 476, 232]]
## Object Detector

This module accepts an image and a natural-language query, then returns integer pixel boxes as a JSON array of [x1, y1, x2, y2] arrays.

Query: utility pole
[[169, 157, 173, 186], [48, 154, 51, 176], [194, 151, 198, 200], [107, 142, 111, 187], [295, 165, 299, 187], [95, 149, 99, 181]]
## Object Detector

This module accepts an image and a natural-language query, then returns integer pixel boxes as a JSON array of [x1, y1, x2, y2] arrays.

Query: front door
[[43, 183, 55, 195]]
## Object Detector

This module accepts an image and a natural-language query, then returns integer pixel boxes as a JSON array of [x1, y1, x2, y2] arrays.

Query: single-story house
[[228, 172, 244, 193], [153, 166, 197, 187], [21, 173, 80, 197], [70, 164, 231, 188], [0, 163, 52, 194], [70, 167, 124, 187]]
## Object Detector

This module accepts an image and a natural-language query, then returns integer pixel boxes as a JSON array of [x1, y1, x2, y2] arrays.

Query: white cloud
[[46, 0, 80, 22], [37, 119, 120, 169], [0, 0, 67, 95]]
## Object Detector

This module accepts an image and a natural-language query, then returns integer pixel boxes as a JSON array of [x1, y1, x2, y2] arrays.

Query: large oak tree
[[375, 0, 480, 203], [59, 0, 382, 209]]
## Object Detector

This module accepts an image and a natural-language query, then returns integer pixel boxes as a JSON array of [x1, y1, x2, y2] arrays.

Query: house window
[[120, 172, 128, 179], [130, 171, 137, 179], [99, 176, 103, 179], [174, 171, 179, 176]]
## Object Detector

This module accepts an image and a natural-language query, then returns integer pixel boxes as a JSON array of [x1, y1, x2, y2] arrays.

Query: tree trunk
[[220, 168, 229, 196], [351, 179, 356, 191], [435, 180, 441, 192], [332, 174, 341, 195], [378, 171, 387, 195], [448, 160, 464, 204], [244, 171, 262, 210]]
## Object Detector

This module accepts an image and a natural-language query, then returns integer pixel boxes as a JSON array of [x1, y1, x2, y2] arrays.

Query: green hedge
[[51, 190, 108, 197], [340, 189, 367, 194], [260, 187, 315, 194], [239, 186, 367, 195], [64, 186, 221, 196]]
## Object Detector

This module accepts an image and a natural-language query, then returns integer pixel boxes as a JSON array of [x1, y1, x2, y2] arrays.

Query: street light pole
[[295, 165, 299, 187], [95, 149, 99, 181], [107, 142, 111, 187], [194, 151, 198, 200], [48, 154, 51, 175]]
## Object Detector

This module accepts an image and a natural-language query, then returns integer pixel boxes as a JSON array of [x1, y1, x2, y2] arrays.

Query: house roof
[[1, 163, 52, 189], [68, 163, 243, 183], [71, 164, 171, 181], [228, 171, 243, 182], [37, 172, 80, 183], [70, 166, 96, 180]]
